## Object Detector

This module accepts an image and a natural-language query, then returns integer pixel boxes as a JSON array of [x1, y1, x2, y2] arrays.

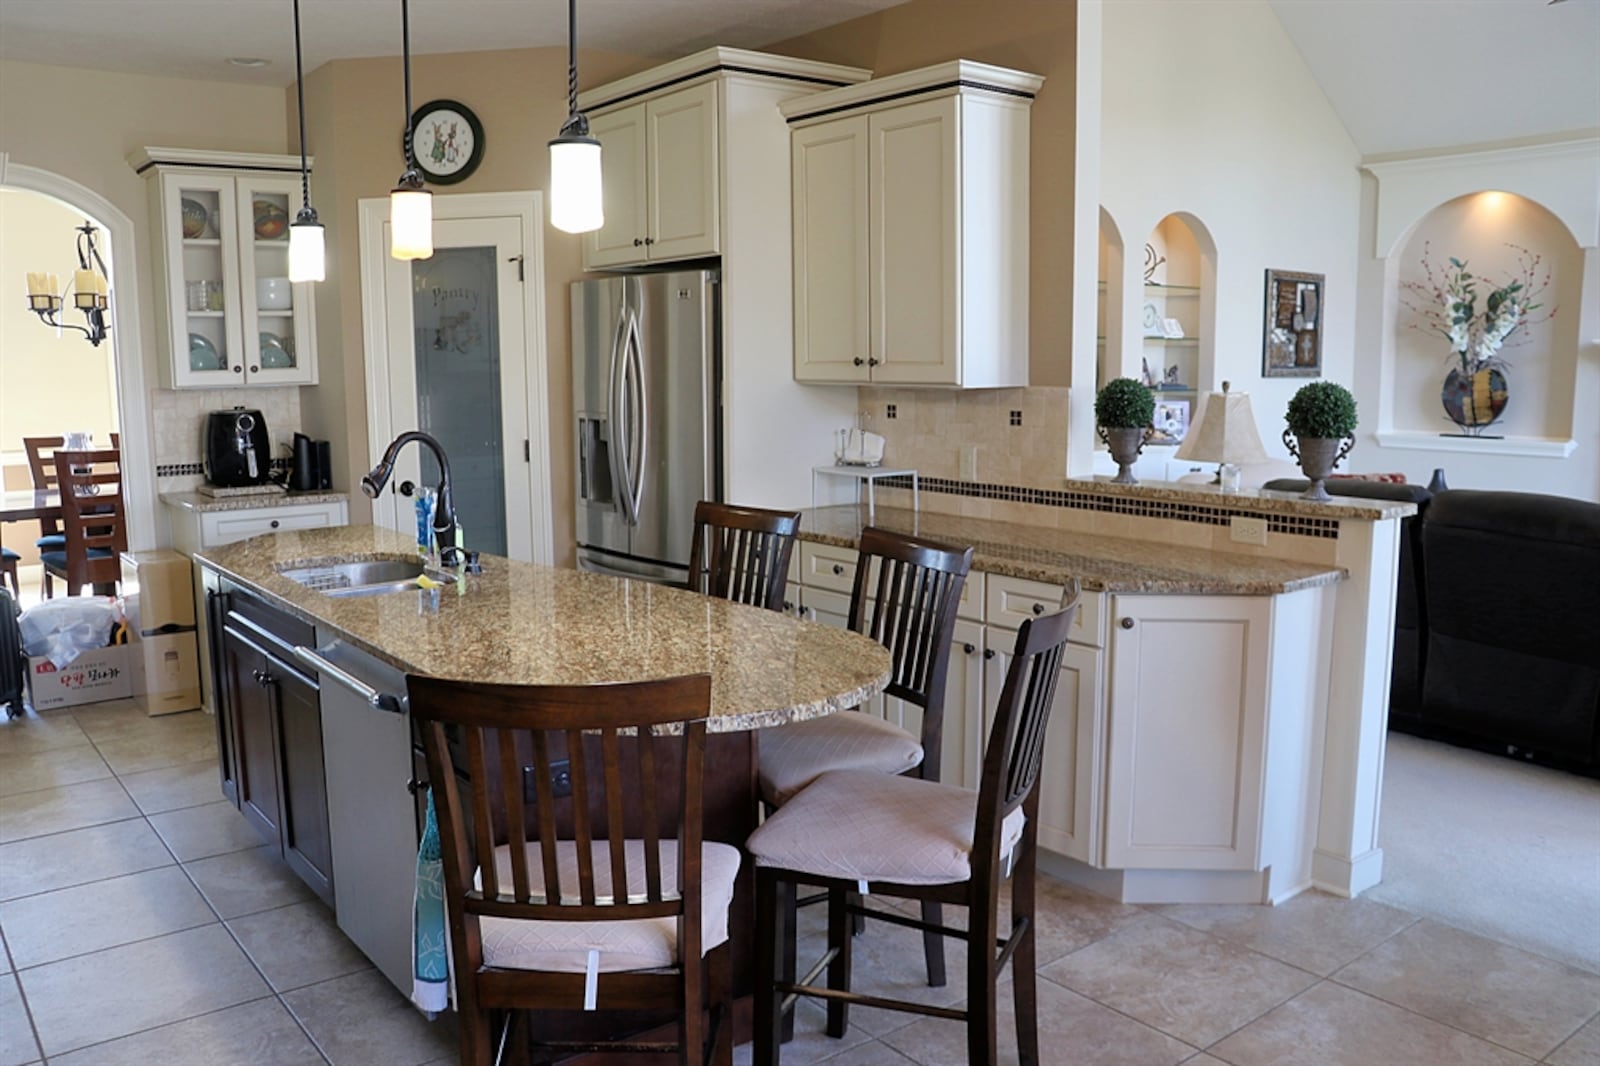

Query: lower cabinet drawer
[[201, 502, 347, 548], [987, 573, 1104, 648], [799, 542, 859, 595]]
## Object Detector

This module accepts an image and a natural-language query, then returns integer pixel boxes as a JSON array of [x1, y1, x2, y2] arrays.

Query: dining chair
[[22, 437, 65, 598], [0, 548, 18, 597], [408, 671, 737, 1066], [687, 501, 801, 612], [748, 595, 1080, 1065], [42, 449, 126, 597], [757, 526, 972, 986]]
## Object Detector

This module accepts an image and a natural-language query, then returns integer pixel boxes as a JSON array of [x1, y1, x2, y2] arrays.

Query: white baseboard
[[1311, 846, 1385, 898]]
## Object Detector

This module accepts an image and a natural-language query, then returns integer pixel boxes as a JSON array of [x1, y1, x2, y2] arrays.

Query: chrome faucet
[[362, 431, 462, 564]]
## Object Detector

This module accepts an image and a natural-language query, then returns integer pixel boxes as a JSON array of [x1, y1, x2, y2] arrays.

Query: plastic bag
[[19, 597, 123, 669]]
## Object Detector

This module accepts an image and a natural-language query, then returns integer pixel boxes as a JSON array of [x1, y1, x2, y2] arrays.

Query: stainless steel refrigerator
[[572, 269, 720, 584]]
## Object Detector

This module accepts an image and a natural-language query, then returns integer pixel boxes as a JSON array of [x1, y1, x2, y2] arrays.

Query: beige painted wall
[[768, 0, 1078, 387], [293, 47, 652, 566]]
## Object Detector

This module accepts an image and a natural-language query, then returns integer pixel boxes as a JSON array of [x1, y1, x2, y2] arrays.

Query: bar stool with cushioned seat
[[757, 526, 972, 986], [748, 596, 1080, 1066], [409, 671, 736, 1066], [687, 501, 801, 612]]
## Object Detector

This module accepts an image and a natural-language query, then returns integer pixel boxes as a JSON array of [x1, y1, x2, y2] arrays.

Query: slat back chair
[[408, 672, 734, 1066], [750, 589, 1081, 1066], [847, 527, 974, 778], [23, 437, 66, 597], [48, 449, 126, 596], [687, 501, 801, 611]]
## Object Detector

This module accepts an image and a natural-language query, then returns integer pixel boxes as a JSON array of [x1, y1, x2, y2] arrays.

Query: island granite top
[[799, 506, 1346, 595], [196, 525, 890, 733]]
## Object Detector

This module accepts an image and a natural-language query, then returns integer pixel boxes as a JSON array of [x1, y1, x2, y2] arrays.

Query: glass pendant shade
[[549, 136, 604, 235], [288, 217, 325, 282], [390, 182, 434, 260]]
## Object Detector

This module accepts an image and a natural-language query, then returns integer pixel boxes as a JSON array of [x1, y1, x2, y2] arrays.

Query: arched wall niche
[[1387, 191, 1583, 442], [1139, 212, 1218, 398]]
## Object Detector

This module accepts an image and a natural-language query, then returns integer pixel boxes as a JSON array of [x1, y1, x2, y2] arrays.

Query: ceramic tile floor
[[1, 698, 1598, 1065]]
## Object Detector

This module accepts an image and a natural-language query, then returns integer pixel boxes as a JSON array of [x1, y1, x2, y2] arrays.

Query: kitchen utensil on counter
[[290, 432, 333, 491], [834, 427, 885, 466], [204, 408, 271, 487]]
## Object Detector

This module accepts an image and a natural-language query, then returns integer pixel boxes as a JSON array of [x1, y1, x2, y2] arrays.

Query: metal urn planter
[[1098, 425, 1153, 485], [1282, 430, 1354, 502]]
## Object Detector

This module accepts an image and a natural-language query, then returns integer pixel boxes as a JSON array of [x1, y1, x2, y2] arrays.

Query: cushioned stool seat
[[33, 534, 65, 550], [0, 548, 17, 561], [758, 711, 923, 807], [478, 839, 742, 974], [39, 547, 113, 571], [747, 769, 1025, 886]]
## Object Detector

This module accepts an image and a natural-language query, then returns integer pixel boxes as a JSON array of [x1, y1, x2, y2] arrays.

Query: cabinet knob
[[962, 642, 975, 655], [1031, 602, 1045, 616], [983, 648, 996, 660], [407, 778, 429, 795], [398, 480, 415, 497], [249, 365, 259, 374], [1120, 617, 1135, 630], [831, 564, 845, 576], [232, 365, 243, 374], [867, 357, 880, 367], [853, 357, 865, 367], [644, 237, 655, 245], [633, 238, 644, 247], [269, 519, 280, 529]]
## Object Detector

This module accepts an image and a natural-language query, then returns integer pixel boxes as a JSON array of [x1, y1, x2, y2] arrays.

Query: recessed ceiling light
[[228, 57, 271, 68]]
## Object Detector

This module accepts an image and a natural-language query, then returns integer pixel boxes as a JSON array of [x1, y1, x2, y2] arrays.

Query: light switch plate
[[1230, 515, 1268, 546], [959, 445, 978, 482]]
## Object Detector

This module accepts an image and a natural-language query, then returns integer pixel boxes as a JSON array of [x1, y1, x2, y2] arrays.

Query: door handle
[[607, 303, 635, 526], [624, 308, 646, 524]]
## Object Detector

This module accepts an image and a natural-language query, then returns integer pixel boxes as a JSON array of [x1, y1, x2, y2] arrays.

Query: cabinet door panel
[[1036, 643, 1102, 864], [207, 588, 238, 806], [942, 619, 986, 789], [792, 116, 870, 384], [1103, 596, 1268, 870], [222, 627, 280, 847], [275, 666, 333, 905], [869, 98, 959, 385], [586, 104, 649, 269], [161, 172, 245, 387], [234, 173, 316, 385], [647, 81, 720, 261]]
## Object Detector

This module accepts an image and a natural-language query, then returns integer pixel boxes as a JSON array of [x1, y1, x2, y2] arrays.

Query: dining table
[[0, 488, 61, 552]]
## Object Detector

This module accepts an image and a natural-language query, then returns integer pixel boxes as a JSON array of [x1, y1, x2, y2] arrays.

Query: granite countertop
[[195, 525, 891, 733], [162, 490, 350, 513], [799, 506, 1346, 595], [1062, 477, 1418, 521]]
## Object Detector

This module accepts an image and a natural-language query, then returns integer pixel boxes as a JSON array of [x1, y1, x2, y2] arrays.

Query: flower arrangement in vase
[[1399, 242, 1553, 436]]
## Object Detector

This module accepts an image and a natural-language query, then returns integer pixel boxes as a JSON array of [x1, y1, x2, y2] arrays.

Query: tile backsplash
[[861, 384, 1070, 493], [150, 387, 301, 492]]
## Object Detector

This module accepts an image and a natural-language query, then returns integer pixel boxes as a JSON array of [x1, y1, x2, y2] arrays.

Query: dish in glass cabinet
[[188, 332, 222, 371], [259, 332, 294, 369], [180, 198, 210, 239], [253, 200, 289, 240]]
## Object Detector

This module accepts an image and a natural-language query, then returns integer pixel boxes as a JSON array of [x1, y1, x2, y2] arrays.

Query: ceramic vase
[[1441, 365, 1508, 436], [1098, 425, 1151, 485], [1282, 430, 1355, 502]]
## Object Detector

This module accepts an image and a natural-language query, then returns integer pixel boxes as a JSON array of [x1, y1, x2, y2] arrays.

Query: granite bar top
[[196, 525, 891, 733], [1062, 477, 1418, 521], [799, 506, 1345, 595], [162, 490, 350, 513]]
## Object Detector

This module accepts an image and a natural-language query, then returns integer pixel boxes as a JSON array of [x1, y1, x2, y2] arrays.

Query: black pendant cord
[[292, 0, 316, 220], [401, 0, 416, 172], [567, 0, 578, 118]]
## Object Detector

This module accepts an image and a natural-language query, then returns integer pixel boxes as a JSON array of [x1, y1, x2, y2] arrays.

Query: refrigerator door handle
[[624, 308, 647, 524], [607, 301, 636, 526]]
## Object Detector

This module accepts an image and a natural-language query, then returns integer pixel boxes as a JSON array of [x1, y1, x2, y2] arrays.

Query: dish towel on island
[[412, 787, 452, 1014]]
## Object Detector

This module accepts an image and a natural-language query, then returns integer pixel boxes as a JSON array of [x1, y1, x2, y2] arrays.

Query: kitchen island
[[192, 524, 891, 1026]]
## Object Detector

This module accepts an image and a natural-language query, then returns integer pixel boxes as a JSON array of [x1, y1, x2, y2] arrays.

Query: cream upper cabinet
[[131, 148, 318, 389], [785, 61, 1042, 388], [583, 82, 720, 269]]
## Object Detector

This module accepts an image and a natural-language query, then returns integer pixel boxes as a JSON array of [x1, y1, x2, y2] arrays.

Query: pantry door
[[358, 193, 552, 564]]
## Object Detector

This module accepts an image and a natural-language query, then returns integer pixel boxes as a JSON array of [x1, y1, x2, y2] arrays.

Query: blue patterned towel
[[412, 786, 451, 1014]]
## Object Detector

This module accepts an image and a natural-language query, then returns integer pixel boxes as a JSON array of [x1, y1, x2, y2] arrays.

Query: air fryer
[[204, 408, 271, 487]]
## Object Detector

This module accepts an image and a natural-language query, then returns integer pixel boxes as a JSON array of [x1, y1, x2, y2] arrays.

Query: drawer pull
[[831, 564, 845, 576], [1031, 602, 1045, 616], [962, 642, 975, 655], [270, 520, 280, 529]]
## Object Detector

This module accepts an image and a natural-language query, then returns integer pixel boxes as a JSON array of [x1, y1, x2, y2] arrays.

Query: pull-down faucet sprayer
[[362, 431, 461, 564]]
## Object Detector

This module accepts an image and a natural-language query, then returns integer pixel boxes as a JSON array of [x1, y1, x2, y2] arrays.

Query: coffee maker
[[203, 408, 271, 487]]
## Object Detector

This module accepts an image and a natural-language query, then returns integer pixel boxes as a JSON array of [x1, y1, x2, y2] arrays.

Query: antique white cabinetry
[[784, 61, 1043, 387], [130, 148, 318, 388]]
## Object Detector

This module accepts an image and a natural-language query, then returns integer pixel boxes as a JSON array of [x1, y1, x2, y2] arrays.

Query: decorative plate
[[259, 332, 294, 369], [407, 99, 484, 185], [180, 198, 210, 239], [188, 332, 222, 371]]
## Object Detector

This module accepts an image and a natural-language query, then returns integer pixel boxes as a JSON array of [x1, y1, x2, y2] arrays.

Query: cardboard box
[[26, 646, 133, 711], [127, 631, 201, 716]]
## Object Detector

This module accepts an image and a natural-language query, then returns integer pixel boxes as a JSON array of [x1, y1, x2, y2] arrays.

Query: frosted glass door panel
[[411, 246, 508, 557]]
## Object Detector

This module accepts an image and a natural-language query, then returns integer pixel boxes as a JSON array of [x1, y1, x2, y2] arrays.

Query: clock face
[[409, 100, 484, 185]]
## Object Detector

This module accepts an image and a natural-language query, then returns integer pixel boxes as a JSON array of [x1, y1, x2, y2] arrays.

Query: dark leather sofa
[[1262, 482, 1599, 776]]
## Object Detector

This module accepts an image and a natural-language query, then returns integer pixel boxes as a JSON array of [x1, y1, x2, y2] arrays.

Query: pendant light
[[390, 0, 433, 259], [548, 0, 603, 234], [287, 0, 325, 282]]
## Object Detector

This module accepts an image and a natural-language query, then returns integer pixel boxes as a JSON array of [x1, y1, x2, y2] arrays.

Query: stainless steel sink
[[280, 558, 446, 597]]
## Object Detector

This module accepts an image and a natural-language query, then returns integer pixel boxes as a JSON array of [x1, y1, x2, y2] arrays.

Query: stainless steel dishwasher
[[295, 633, 418, 999]]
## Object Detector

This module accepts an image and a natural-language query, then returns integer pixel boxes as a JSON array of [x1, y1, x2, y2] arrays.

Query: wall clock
[[407, 99, 485, 185]]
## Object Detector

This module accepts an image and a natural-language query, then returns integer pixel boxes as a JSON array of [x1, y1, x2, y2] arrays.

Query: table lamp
[[1175, 381, 1269, 483]]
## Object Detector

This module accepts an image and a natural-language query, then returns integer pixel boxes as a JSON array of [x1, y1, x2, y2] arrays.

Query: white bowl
[[256, 276, 292, 310]]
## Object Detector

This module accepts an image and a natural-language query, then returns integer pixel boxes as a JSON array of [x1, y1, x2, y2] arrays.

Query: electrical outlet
[[522, 758, 574, 802], [959, 445, 978, 482], [1230, 515, 1268, 547]]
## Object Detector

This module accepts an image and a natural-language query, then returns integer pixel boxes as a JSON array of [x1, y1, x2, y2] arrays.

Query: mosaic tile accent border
[[876, 474, 1341, 540], [157, 459, 290, 478]]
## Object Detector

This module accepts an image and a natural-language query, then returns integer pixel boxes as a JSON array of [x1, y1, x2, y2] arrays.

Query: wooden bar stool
[[687, 501, 801, 611], [748, 596, 1080, 1065], [409, 672, 736, 1066]]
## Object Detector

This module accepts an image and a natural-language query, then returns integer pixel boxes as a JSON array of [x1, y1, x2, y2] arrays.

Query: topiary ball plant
[[1283, 381, 1358, 501], [1284, 381, 1358, 440], [1095, 378, 1156, 429]]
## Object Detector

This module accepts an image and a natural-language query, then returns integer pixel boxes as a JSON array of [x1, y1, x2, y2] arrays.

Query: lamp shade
[[288, 218, 325, 282], [1174, 382, 1269, 465], [390, 184, 434, 260], [549, 136, 604, 234]]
